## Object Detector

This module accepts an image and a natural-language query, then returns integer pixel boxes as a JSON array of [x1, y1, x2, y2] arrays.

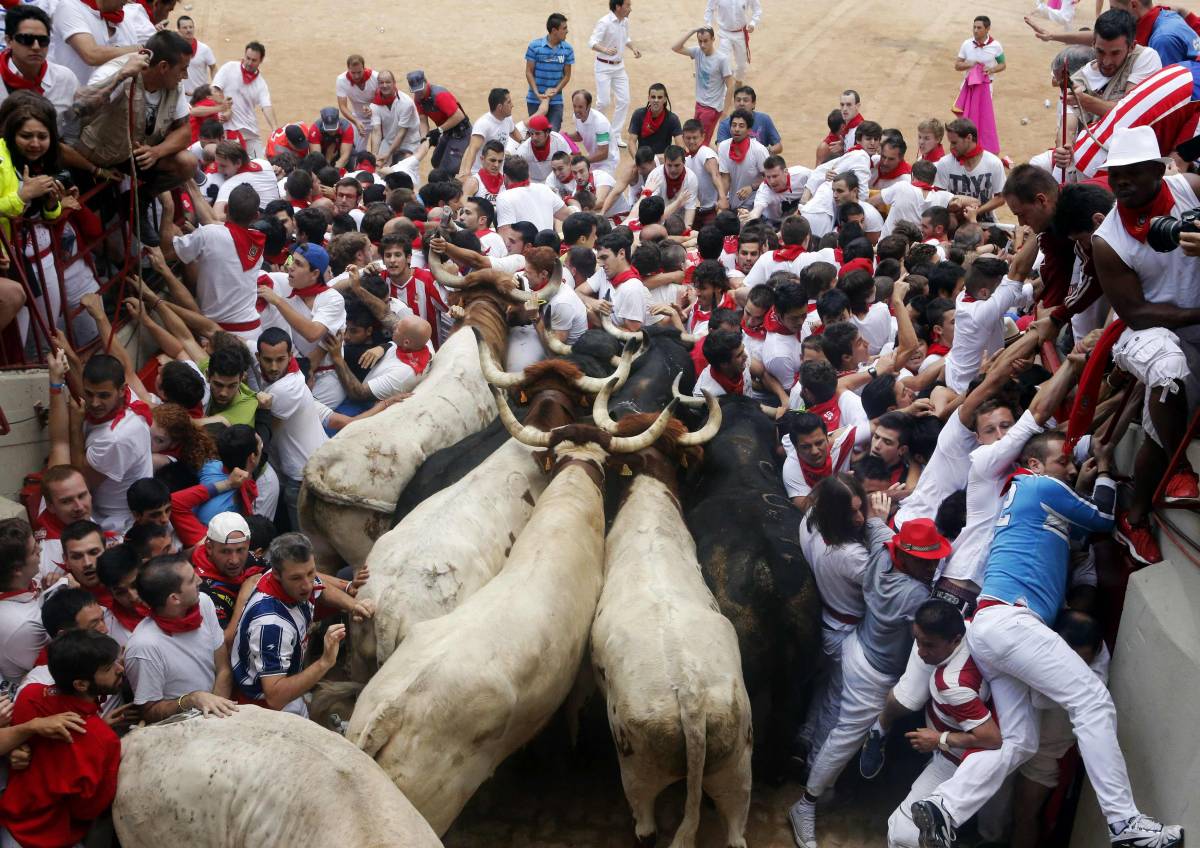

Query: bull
[[345, 393, 676, 836]]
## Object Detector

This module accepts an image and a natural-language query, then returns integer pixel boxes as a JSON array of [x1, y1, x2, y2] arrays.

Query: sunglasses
[[12, 33, 50, 47]]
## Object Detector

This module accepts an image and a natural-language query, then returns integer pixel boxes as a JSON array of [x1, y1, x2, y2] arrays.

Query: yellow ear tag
[[620, 464, 633, 476], [518, 391, 527, 404], [543, 456, 553, 472]]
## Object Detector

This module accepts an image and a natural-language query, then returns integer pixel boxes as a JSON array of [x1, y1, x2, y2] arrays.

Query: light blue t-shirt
[[1148, 10, 1200, 65], [716, 110, 781, 147]]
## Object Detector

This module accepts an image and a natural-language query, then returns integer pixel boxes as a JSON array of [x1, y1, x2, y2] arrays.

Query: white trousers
[[932, 604, 1137, 828], [806, 631, 898, 796], [242, 133, 264, 159], [717, 28, 750, 79], [800, 623, 852, 755], [888, 753, 959, 848], [594, 62, 630, 143]]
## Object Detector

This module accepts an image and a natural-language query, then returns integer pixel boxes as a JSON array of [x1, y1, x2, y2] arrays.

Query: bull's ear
[[534, 448, 553, 472]]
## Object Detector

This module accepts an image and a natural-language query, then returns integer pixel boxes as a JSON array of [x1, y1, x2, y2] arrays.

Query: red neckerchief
[[0, 580, 37, 601], [728, 136, 751, 163], [710, 364, 744, 395], [610, 268, 640, 288], [973, 36, 994, 47], [289, 280, 328, 299], [285, 357, 301, 375], [889, 461, 907, 486], [236, 160, 263, 174], [741, 317, 766, 340], [723, 235, 738, 254], [1001, 466, 1034, 494], [926, 341, 951, 357], [224, 221, 266, 271], [85, 385, 153, 429], [256, 569, 322, 606], [506, 179, 530, 189], [808, 395, 841, 429], [773, 172, 794, 195], [773, 244, 804, 262], [0, 51, 46, 93], [395, 345, 432, 374], [846, 144, 864, 153], [151, 603, 203, 636], [640, 106, 666, 138], [240, 62, 259, 86], [231, 465, 259, 515], [373, 89, 396, 107], [689, 292, 734, 332], [839, 113, 864, 139], [799, 451, 833, 488], [912, 179, 937, 190], [81, 0, 124, 23], [922, 144, 946, 163], [193, 543, 261, 588], [960, 293, 977, 303], [877, 160, 912, 181], [530, 137, 552, 162], [575, 172, 597, 197], [349, 68, 373, 89], [954, 143, 984, 165], [478, 169, 504, 195], [1135, 6, 1163, 46], [763, 306, 798, 337], [1118, 181, 1174, 243], [36, 510, 65, 540], [838, 257, 874, 278], [103, 596, 148, 633], [664, 168, 685, 198], [185, 37, 198, 53]]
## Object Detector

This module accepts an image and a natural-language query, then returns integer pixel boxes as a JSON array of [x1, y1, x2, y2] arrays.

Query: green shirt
[[199, 357, 259, 427]]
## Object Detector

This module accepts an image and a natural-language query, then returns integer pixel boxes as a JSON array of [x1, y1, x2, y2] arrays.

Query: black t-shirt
[[628, 108, 682, 154]]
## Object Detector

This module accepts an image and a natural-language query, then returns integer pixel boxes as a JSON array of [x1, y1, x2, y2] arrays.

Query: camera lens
[[1147, 215, 1182, 253]]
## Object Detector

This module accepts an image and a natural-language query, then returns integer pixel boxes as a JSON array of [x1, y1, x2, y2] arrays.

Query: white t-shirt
[[50, 0, 146, 86], [477, 228, 508, 258], [684, 145, 721, 210], [125, 593, 224, 705], [370, 92, 420, 160], [693, 361, 752, 398], [894, 411, 978, 530], [545, 171, 578, 200], [957, 37, 1005, 72], [611, 277, 651, 329], [495, 183, 565, 231], [183, 39, 215, 96], [781, 427, 856, 499], [215, 160, 282, 208], [643, 164, 699, 210], [172, 224, 262, 330], [751, 165, 811, 223], [0, 591, 45, 685], [943, 277, 1033, 393], [761, 330, 803, 392], [516, 132, 575, 182], [84, 409, 152, 534], [1078, 47, 1161, 98], [335, 70, 379, 124], [363, 344, 421, 399], [717, 137, 770, 210], [688, 46, 733, 110], [797, 516, 868, 628], [270, 277, 346, 358], [545, 282, 589, 343], [212, 60, 271, 139], [0, 58, 77, 125], [851, 301, 893, 356], [262, 370, 330, 481], [573, 107, 620, 173], [935, 150, 1006, 206], [469, 111, 517, 172], [879, 182, 954, 238]]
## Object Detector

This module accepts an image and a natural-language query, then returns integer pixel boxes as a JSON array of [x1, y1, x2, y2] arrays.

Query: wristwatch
[[867, 365, 878, 379], [938, 731, 951, 753]]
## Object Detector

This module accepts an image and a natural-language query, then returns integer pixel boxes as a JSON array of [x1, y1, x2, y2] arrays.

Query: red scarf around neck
[[710, 364, 744, 395], [1118, 181, 1175, 242], [152, 603, 203, 636], [349, 68, 372, 90], [185, 37, 197, 53], [954, 143, 984, 165], [255, 569, 321, 606], [478, 169, 504, 195], [395, 345, 432, 374], [289, 279, 328, 299], [926, 341, 951, 357], [0, 580, 37, 601], [973, 35, 995, 48], [373, 89, 396, 107], [224, 221, 266, 271], [877, 160, 912, 181], [81, 0, 124, 24], [85, 385, 153, 429], [104, 596, 149, 633], [912, 178, 937, 190], [807, 395, 841, 430], [741, 317, 766, 340], [610, 268, 640, 288], [664, 168, 685, 198], [640, 106, 666, 138], [839, 112, 864, 139], [193, 543, 260, 588], [727, 136, 751, 163], [799, 450, 834, 488], [0, 50, 46, 93], [240, 63, 259, 86], [506, 179, 530, 189], [763, 306, 798, 337], [773, 244, 805, 262], [1135, 6, 1163, 46], [236, 160, 263, 175], [530, 136, 552, 162]]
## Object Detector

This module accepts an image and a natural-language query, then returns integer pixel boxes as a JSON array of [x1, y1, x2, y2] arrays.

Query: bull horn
[[537, 305, 574, 356], [428, 254, 467, 288], [490, 385, 553, 447], [609, 399, 679, 454], [670, 372, 706, 408], [608, 336, 645, 367], [503, 273, 533, 303], [602, 317, 643, 342], [573, 337, 637, 395], [677, 389, 723, 446], [590, 376, 621, 434], [477, 333, 525, 389]]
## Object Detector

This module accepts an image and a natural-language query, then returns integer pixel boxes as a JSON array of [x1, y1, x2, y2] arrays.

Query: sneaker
[[1113, 513, 1163, 565], [1001, 155, 1014, 169], [859, 726, 886, 779], [1110, 814, 1184, 847], [1163, 468, 1200, 502], [788, 796, 818, 848], [911, 798, 957, 848], [617, 138, 628, 149]]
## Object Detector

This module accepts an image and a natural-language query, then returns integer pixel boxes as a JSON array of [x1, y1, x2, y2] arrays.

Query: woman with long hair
[[151, 402, 217, 488], [627, 82, 682, 156], [795, 471, 871, 760]]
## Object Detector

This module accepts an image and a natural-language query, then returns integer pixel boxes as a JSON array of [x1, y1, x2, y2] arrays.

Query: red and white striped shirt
[[926, 636, 992, 765]]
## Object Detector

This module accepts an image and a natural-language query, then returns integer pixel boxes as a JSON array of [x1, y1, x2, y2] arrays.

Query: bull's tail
[[670, 683, 707, 848]]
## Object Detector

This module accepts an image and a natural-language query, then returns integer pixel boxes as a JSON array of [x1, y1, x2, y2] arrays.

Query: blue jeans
[[527, 99, 564, 131]]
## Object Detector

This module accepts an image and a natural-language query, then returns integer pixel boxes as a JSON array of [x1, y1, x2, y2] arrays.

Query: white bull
[[591, 386, 752, 848], [299, 328, 497, 569], [113, 707, 443, 848], [346, 393, 676, 836]]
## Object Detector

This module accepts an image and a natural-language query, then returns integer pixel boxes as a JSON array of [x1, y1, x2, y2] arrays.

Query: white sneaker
[[788, 797, 817, 848], [617, 138, 628, 148], [1110, 815, 1184, 847]]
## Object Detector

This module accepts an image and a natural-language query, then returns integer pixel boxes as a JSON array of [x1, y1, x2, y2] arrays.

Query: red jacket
[[0, 685, 120, 848]]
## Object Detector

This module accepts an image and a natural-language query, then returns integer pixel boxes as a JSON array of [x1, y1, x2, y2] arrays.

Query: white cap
[[1101, 126, 1171, 170], [206, 512, 250, 544]]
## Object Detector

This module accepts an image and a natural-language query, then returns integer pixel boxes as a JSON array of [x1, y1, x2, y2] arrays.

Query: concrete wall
[[0, 368, 52, 501], [1070, 505, 1200, 845]]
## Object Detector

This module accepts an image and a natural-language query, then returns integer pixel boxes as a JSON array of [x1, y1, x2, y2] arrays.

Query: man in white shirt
[[597, 232, 650, 330], [704, 0, 761, 85], [495, 155, 570, 232], [801, 123, 877, 236], [571, 154, 616, 208], [327, 314, 430, 404], [871, 159, 954, 238], [458, 196, 508, 258], [935, 117, 1007, 221], [515, 113, 574, 182], [528, 247, 589, 344], [0, 6, 78, 125], [211, 40, 277, 157], [49, 0, 143, 86], [1069, 10, 1161, 126], [459, 87, 522, 177], [255, 327, 331, 530], [176, 14, 213, 97], [671, 26, 733, 146], [335, 53, 377, 149], [640, 145, 700, 229], [955, 15, 1006, 98], [748, 155, 811, 227], [717, 108, 769, 210], [544, 151, 578, 199], [588, 0, 641, 148], [0, 519, 48, 687], [211, 140, 280, 216], [368, 70, 420, 164], [943, 255, 1033, 394], [568, 88, 620, 173], [124, 554, 237, 722], [682, 118, 725, 223]]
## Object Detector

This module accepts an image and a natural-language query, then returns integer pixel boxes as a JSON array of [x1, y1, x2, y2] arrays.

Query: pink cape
[[953, 63, 1001, 154]]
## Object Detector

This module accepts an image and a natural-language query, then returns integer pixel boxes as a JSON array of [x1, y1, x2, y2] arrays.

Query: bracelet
[[177, 693, 188, 712], [48, 382, 64, 393], [938, 730, 951, 752]]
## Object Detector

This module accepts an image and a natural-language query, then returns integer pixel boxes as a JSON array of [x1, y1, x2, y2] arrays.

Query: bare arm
[[671, 29, 696, 57], [1028, 352, 1085, 426], [324, 336, 377, 402], [65, 33, 139, 69], [259, 287, 330, 344], [1094, 236, 1200, 330], [259, 624, 344, 710]]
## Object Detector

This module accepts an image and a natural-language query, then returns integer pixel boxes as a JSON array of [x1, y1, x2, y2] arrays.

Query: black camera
[[1147, 208, 1200, 252]]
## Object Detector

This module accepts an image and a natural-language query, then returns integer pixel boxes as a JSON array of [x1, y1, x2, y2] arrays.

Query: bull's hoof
[[635, 833, 656, 847]]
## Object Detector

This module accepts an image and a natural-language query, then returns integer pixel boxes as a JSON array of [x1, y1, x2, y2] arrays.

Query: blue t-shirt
[[195, 459, 237, 527], [981, 474, 1115, 623], [525, 37, 575, 106], [716, 109, 781, 147], [1149, 9, 1200, 65]]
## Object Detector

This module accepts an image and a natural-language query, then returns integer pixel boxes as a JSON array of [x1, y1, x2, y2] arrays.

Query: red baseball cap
[[527, 114, 552, 132], [887, 518, 952, 560]]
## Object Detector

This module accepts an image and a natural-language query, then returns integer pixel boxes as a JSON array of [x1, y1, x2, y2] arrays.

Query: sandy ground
[[186, 0, 1078, 843]]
